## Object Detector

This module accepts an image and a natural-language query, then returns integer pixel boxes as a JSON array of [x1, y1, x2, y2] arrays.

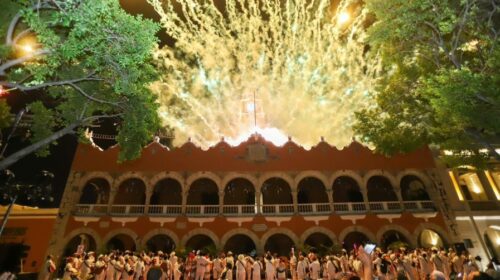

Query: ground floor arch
[[418, 229, 445, 249], [62, 233, 97, 257], [223, 234, 257, 255], [484, 228, 500, 260], [343, 232, 371, 251], [264, 234, 295, 256], [304, 233, 335, 255], [146, 234, 176, 253], [380, 230, 411, 250], [106, 234, 137, 251], [185, 235, 217, 253]]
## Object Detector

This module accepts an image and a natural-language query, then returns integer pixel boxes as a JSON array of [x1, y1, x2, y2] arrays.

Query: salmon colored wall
[[71, 137, 436, 173], [2, 218, 56, 273]]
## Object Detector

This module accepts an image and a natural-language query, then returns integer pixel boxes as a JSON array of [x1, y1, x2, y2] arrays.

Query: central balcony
[[73, 200, 437, 217]]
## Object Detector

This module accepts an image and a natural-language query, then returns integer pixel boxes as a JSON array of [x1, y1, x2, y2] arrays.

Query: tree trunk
[[0, 122, 80, 170]]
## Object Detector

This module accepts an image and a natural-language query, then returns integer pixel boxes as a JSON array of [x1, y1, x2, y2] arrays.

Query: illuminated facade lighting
[[448, 171, 464, 201], [485, 171, 500, 200]]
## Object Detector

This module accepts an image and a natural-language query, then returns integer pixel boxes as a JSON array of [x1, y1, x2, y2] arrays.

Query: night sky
[[1, 0, 171, 208]]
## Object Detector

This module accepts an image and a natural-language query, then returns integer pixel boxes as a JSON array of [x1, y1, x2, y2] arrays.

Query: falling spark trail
[[149, 0, 381, 148]]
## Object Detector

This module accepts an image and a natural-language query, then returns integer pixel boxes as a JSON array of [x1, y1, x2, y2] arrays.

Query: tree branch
[[0, 73, 102, 91], [0, 112, 122, 171], [0, 49, 51, 76], [6, 13, 23, 46], [12, 29, 33, 46], [68, 83, 124, 108]]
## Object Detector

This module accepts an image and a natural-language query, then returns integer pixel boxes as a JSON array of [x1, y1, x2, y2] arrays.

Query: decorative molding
[[412, 212, 438, 222], [264, 217, 292, 226], [187, 217, 216, 227], [226, 217, 254, 227], [376, 214, 402, 223], [74, 216, 100, 226], [339, 215, 366, 224], [111, 217, 138, 227], [149, 217, 177, 226], [303, 216, 329, 226]]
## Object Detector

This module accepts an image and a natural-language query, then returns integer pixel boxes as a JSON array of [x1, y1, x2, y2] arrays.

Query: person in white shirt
[[169, 252, 178, 280], [43, 255, 56, 280], [63, 257, 79, 280], [134, 256, 145, 280], [213, 254, 224, 280], [309, 256, 321, 280], [265, 255, 276, 280], [80, 254, 94, 280], [94, 255, 107, 280], [252, 257, 262, 280], [297, 255, 307, 280], [195, 251, 209, 280], [326, 256, 337, 280], [236, 255, 247, 280]]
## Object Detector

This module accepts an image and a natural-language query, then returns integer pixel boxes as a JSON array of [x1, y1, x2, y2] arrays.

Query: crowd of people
[[45, 246, 500, 280]]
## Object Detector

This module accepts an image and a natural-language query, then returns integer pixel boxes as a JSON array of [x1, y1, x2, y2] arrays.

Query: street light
[[0, 170, 54, 237]]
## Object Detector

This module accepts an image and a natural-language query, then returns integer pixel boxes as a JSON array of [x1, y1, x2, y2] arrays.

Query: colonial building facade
[[42, 134, 500, 266]]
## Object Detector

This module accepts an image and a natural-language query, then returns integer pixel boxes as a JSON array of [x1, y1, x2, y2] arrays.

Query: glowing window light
[[448, 171, 464, 201], [337, 12, 350, 25], [485, 171, 500, 200], [467, 174, 483, 194]]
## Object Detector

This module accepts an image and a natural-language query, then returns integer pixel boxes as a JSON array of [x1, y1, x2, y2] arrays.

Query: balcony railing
[[148, 205, 182, 216], [402, 200, 436, 211], [185, 205, 219, 216], [73, 204, 108, 215], [333, 202, 366, 213], [261, 204, 294, 215], [369, 201, 402, 213], [73, 200, 437, 216], [298, 203, 331, 214], [109, 205, 145, 215], [222, 205, 256, 216]]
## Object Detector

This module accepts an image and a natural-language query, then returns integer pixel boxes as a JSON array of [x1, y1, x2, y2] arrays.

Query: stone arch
[[295, 171, 329, 192], [103, 228, 139, 251], [396, 170, 433, 188], [331, 176, 364, 203], [223, 177, 256, 205], [300, 226, 338, 244], [141, 228, 180, 250], [79, 178, 111, 204], [330, 171, 364, 193], [413, 223, 452, 247], [113, 172, 149, 191], [61, 228, 103, 253], [261, 227, 299, 250], [338, 225, 376, 244], [366, 174, 398, 202], [257, 172, 294, 193], [297, 176, 329, 204], [222, 173, 258, 192], [181, 228, 220, 250], [400, 175, 432, 201], [150, 171, 185, 188], [363, 170, 398, 189], [221, 228, 261, 254], [376, 224, 416, 248], [77, 172, 114, 191], [113, 177, 147, 205], [186, 172, 222, 192]]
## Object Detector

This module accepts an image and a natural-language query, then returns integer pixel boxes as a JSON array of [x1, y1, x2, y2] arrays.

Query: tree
[[0, 0, 161, 170], [354, 0, 500, 168]]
